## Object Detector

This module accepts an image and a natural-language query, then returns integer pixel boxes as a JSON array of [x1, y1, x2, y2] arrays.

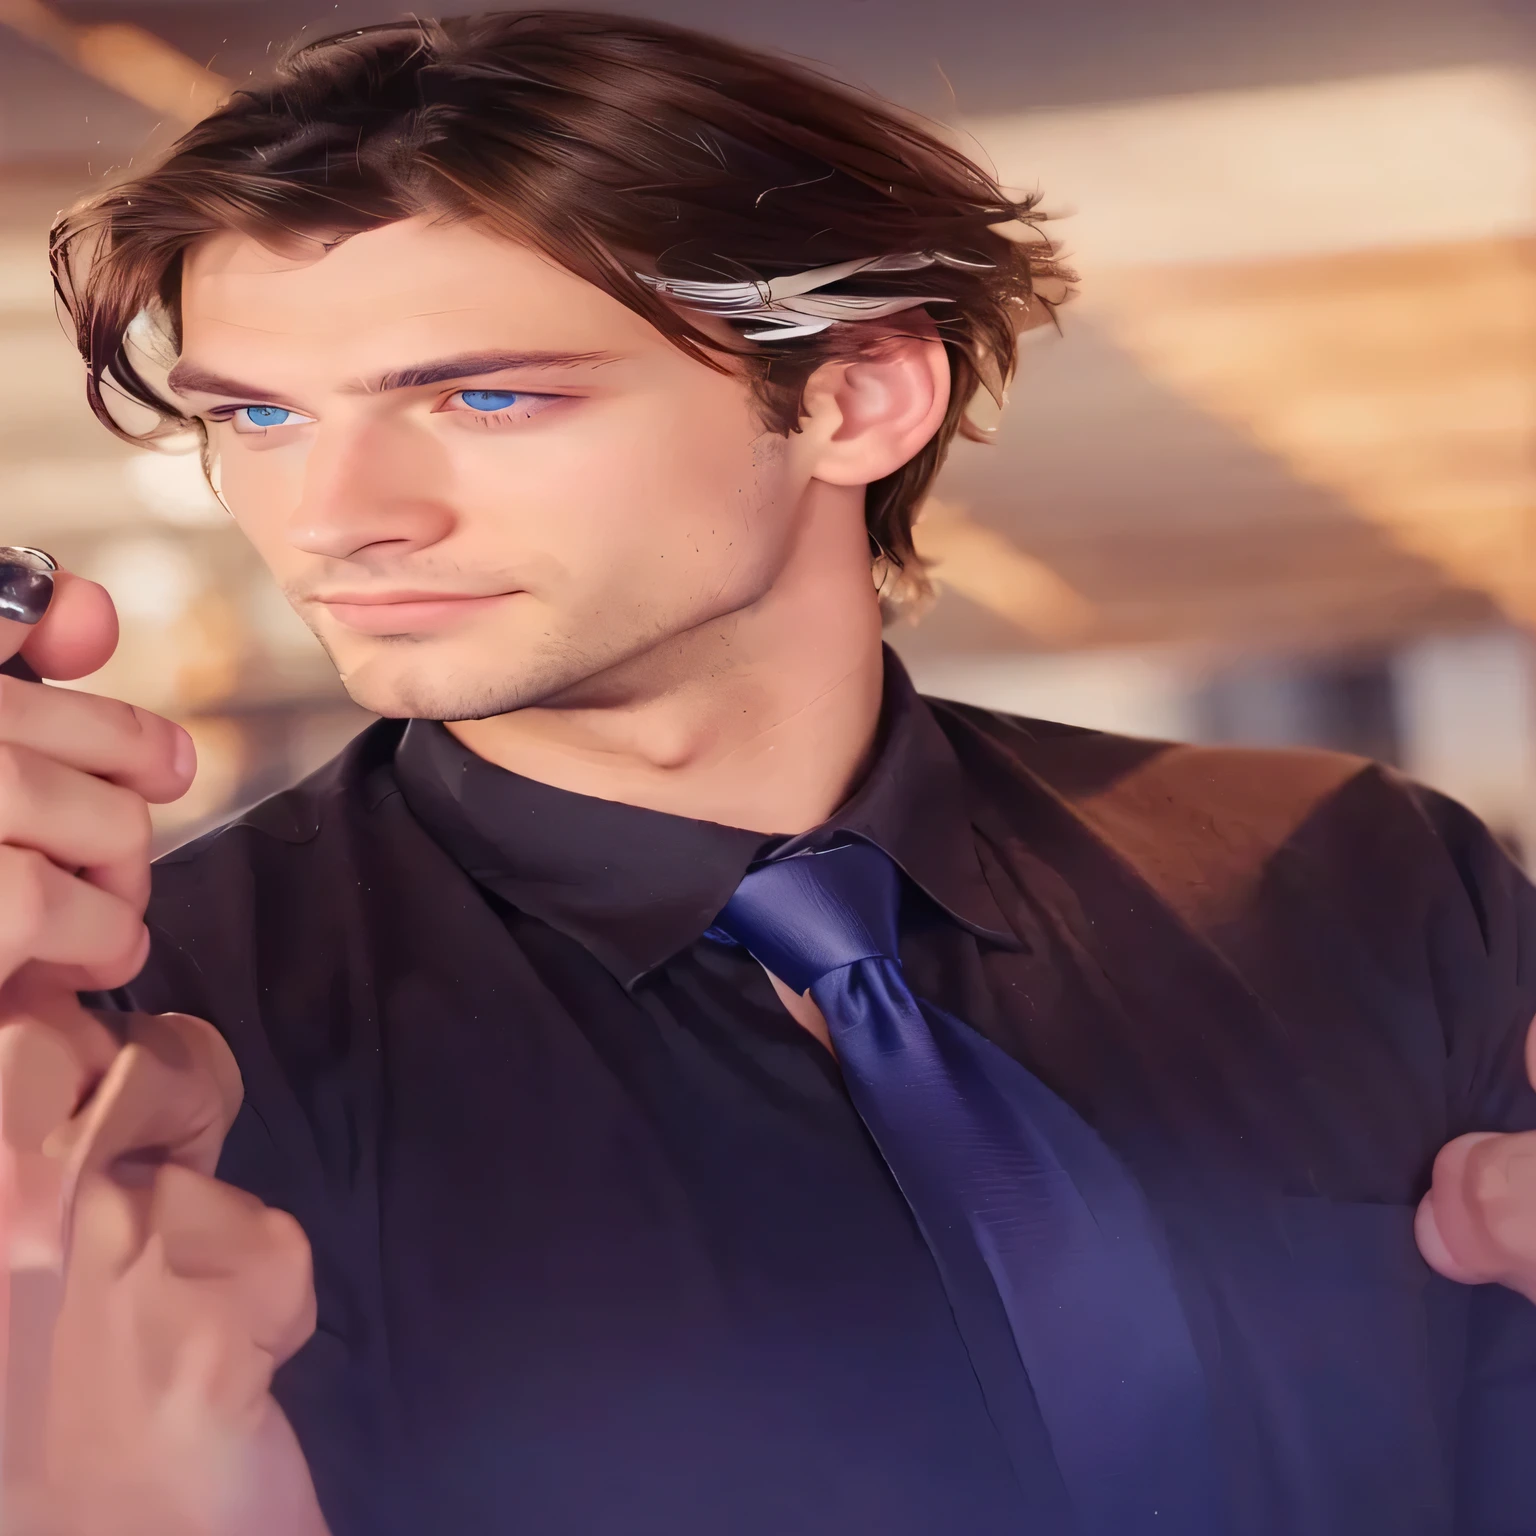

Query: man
[[2, 11, 1535, 1534]]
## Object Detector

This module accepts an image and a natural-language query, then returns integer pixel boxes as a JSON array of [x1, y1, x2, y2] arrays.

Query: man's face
[[175, 216, 818, 719]]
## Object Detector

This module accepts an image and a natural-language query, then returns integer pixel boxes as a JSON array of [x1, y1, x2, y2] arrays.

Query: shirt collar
[[393, 646, 1016, 990], [771, 652, 1016, 948]]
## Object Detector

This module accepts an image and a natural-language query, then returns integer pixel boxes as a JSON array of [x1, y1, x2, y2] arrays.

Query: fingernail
[[0, 547, 56, 626], [172, 724, 197, 781]]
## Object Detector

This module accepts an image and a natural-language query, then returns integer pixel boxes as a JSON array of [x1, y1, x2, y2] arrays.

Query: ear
[[797, 316, 951, 489]]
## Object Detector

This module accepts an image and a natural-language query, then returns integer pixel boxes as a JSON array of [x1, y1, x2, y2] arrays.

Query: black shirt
[[110, 650, 1536, 1536]]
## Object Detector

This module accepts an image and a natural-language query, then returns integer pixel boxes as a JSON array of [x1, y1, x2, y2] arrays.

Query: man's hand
[[0, 568, 190, 1003], [41, 1018, 320, 1536], [0, 564, 328, 1535], [1416, 1016, 1536, 1304]]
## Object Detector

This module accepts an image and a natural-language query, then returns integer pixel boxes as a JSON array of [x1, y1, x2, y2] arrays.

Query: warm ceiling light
[[915, 500, 1097, 645], [961, 70, 1536, 632], [0, 0, 229, 124], [1084, 239, 1536, 625], [963, 67, 1535, 271]]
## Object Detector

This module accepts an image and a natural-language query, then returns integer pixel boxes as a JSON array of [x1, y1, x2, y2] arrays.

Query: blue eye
[[458, 390, 524, 412], [236, 405, 294, 428]]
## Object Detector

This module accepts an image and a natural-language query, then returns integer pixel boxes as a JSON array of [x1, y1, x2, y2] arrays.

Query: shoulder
[[150, 715, 410, 910], [156, 717, 405, 875], [923, 691, 1490, 912], [926, 691, 1374, 835], [926, 694, 1536, 1133], [125, 719, 410, 1010]]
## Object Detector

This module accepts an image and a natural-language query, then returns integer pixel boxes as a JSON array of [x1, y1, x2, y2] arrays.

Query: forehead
[[178, 215, 662, 373]]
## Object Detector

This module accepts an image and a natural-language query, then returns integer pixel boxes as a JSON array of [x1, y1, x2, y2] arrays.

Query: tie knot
[[710, 841, 902, 994]]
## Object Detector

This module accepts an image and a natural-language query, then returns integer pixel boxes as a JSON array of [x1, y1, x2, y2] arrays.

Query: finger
[[1414, 1189, 1477, 1283], [121, 1012, 243, 1137], [0, 675, 194, 806], [0, 744, 152, 909], [0, 845, 148, 991], [16, 571, 119, 682], [65, 1163, 319, 1368], [0, 1020, 91, 1270], [49, 1014, 243, 1202], [1461, 1130, 1536, 1302], [0, 1019, 92, 1152], [147, 1165, 317, 1363], [60, 1166, 144, 1280], [0, 975, 124, 1069], [1418, 1132, 1507, 1283], [1417, 1129, 1536, 1296], [160, 1289, 289, 1439], [1526, 1013, 1536, 1091], [0, 1006, 123, 1271], [48, 1176, 275, 1502]]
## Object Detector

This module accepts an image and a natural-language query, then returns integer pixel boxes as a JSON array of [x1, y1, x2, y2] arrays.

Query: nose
[[287, 411, 455, 564]]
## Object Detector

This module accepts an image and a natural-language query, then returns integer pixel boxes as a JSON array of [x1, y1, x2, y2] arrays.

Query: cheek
[[209, 439, 307, 558], [459, 387, 787, 590]]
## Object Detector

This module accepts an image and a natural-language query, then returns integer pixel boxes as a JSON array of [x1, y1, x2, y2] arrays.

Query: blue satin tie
[[710, 841, 1222, 1536]]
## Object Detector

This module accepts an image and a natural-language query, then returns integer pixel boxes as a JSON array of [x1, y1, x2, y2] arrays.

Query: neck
[[447, 497, 887, 835]]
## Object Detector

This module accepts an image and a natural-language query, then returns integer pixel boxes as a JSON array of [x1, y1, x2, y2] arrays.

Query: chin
[[339, 668, 535, 723], [328, 603, 746, 722], [333, 637, 607, 722]]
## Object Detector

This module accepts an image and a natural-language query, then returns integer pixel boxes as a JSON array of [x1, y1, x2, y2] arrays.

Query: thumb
[[1416, 1129, 1536, 1302], [0, 551, 120, 682], [1416, 1132, 1505, 1284], [1415, 1183, 1484, 1285], [12, 569, 120, 683]]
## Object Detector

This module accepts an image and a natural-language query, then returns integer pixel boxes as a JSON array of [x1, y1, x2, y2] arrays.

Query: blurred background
[[0, 0, 1533, 853]]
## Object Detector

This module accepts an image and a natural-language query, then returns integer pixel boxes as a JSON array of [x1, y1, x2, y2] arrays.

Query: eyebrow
[[165, 349, 620, 401]]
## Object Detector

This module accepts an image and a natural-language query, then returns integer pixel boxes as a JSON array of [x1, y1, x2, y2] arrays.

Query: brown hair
[[51, 11, 1069, 605]]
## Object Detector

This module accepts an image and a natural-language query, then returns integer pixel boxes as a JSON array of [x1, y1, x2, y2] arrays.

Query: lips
[[315, 591, 516, 635]]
